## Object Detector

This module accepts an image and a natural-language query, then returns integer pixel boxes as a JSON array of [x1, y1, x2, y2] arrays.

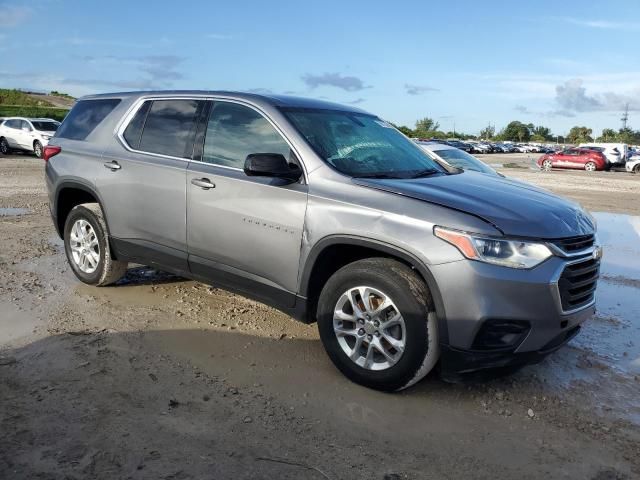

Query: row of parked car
[[0, 116, 60, 158], [414, 138, 558, 154]]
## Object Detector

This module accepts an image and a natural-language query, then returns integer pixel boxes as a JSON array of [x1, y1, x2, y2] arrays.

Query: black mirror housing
[[244, 153, 302, 183]]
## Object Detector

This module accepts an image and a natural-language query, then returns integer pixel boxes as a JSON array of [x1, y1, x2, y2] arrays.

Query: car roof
[[79, 90, 370, 115]]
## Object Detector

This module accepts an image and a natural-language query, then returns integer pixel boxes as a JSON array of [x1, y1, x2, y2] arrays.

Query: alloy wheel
[[542, 159, 552, 171], [333, 286, 406, 371], [585, 162, 596, 172], [69, 219, 100, 274]]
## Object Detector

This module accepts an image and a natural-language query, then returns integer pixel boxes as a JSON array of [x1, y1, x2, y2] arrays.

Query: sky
[[1, 0, 639, 137]]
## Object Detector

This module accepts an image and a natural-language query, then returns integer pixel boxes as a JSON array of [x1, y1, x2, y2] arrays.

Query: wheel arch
[[54, 181, 111, 241], [299, 235, 449, 343]]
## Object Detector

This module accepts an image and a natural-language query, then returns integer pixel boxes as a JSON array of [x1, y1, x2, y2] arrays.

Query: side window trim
[[116, 96, 307, 182]]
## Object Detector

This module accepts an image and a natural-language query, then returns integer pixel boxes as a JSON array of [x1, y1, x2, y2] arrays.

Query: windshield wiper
[[409, 169, 440, 178]]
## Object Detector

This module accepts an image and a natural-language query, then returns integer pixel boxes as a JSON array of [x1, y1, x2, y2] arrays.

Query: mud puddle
[[0, 207, 30, 216]]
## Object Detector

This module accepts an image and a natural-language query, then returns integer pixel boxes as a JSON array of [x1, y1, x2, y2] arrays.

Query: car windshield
[[282, 108, 446, 178], [31, 121, 59, 131], [432, 148, 496, 175]]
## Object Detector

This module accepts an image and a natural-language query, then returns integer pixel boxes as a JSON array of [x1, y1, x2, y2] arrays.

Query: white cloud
[[563, 18, 640, 31]]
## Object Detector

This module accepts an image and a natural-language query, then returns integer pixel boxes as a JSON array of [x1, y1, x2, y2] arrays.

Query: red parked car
[[537, 148, 607, 172]]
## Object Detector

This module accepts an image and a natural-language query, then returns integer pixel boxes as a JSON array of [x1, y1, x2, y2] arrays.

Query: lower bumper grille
[[558, 257, 600, 312]]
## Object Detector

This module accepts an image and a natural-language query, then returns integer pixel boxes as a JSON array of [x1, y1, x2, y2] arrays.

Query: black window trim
[[116, 96, 308, 182]]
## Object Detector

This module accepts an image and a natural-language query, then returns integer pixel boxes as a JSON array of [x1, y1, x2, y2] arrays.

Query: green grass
[[0, 89, 55, 107], [0, 105, 69, 121]]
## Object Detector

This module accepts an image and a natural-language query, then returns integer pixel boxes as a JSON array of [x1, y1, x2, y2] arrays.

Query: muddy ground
[[1, 154, 639, 479]]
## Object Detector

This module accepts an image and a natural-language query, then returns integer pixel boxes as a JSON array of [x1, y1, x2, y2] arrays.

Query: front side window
[[56, 99, 121, 140], [202, 102, 290, 168], [138, 99, 203, 158], [20, 120, 31, 131], [283, 108, 445, 178]]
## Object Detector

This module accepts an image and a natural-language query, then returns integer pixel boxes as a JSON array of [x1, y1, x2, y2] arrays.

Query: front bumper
[[439, 324, 583, 381], [430, 254, 597, 377]]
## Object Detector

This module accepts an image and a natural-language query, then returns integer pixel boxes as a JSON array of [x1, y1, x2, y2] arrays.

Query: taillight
[[42, 145, 61, 162]]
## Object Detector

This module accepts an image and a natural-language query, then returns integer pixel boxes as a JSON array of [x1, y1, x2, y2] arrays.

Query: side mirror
[[22, 126, 30, 132], [244, 153, 302, 183]]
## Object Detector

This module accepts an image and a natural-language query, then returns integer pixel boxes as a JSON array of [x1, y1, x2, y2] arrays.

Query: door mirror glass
[[244, 153, 302, 183], [22, 126, 30, 132]]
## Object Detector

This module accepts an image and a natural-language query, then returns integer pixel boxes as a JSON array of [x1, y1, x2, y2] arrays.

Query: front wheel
[[317, 258, 439, 391], [33, 141, 43, 158], [0, 138, 9, 155], [585, 161, 597, 172], [63, 203, 128, 286], [633, 164, 640, 174], [542, 159, 553, 171]]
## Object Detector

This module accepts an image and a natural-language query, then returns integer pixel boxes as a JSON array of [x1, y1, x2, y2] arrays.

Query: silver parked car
[[44, 91, 601, 391]]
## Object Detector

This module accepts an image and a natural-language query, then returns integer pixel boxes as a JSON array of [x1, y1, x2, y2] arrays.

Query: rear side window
[[138, 99, 203, 158], [123, 100, 151, 149], [56, 99, 121, 140]]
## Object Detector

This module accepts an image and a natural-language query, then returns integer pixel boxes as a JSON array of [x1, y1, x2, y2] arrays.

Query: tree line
[[395, 117, 640, 145]]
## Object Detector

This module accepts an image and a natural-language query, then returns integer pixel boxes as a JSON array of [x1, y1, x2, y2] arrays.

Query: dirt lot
[[1, 153, 639, 479]]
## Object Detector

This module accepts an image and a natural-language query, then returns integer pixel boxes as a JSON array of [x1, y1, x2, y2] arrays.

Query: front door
[[186, 100, 307, 307]]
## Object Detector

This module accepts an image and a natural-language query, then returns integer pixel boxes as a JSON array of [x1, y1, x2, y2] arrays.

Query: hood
[[354, 171, 595, 239]]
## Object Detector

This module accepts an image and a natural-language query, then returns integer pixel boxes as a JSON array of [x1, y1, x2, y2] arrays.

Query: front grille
[[558, 257, 600, 311], [553, 234, 595, 253]]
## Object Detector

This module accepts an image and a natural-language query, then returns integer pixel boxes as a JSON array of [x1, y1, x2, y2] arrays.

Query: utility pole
[[621, 103, 629, 130]]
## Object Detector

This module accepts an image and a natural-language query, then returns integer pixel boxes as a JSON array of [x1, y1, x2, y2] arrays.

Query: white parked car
[[579, 143, 628, 166], [0, 117, 60, 158], [626, 156, 640, 174]]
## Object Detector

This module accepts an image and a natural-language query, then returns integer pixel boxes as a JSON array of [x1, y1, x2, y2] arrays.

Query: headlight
[[434, 226, 553, 269]]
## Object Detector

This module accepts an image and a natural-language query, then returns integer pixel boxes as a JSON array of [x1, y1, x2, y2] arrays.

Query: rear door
[[186, 100, 307, 306], [97, 98, 206, 273]]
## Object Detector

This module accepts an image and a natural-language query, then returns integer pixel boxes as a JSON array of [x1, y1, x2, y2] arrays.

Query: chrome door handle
[[191, 178, 215, 190], [103, 161, 121, 171]]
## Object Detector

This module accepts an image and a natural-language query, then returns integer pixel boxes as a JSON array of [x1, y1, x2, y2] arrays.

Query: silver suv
[[45, 91, 601, 391]]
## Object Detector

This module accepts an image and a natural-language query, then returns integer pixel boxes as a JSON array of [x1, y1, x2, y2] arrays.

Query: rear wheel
[[63, 203, 128, 286], [33, 141, 43, 158], [542, 159, 553, 171], [317, 258, 439, 391], [585, 161, 597, 172]]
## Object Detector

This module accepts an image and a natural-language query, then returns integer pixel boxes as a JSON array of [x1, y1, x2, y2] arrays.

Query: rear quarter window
[[56, 98, 121, 141]]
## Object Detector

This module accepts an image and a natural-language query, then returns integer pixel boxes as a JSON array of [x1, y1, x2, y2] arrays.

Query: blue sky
[[1, 0, 639, 136]]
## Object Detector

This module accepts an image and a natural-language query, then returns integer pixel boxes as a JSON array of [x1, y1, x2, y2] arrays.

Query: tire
[[33, 141, 43, 158], [0, 138, 9, 155], [63, 203, 128, 286], [634, 164, 640, 174], [317, 258, 439, 392], [585, 161, 596, 172], [542, 159, 553, 171]]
